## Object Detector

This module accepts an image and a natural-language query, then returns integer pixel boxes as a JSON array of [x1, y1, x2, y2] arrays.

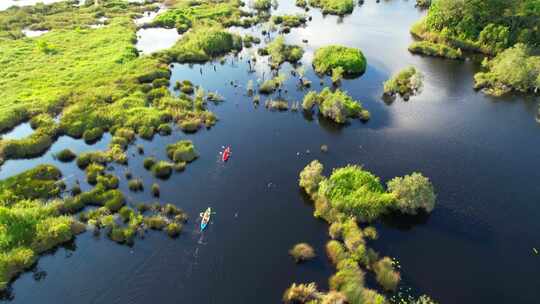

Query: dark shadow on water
[[380, 210, 432, 231]]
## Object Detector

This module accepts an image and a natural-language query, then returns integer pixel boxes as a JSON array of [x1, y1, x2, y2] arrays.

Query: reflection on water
[[135, 27, 180, 54], [0, 123, 34, 140]]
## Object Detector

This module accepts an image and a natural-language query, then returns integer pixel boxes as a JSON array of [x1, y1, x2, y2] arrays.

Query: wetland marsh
[[0, 0, 539, 303]]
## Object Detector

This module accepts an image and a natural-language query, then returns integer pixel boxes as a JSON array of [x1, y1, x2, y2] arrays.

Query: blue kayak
[[200, 207, 211, 231]]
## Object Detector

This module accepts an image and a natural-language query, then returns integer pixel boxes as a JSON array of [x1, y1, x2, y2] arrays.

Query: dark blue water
[[2, 1, 540, 303]]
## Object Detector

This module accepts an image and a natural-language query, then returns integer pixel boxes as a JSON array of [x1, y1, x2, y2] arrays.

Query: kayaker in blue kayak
[[200, 207, 211, 231]]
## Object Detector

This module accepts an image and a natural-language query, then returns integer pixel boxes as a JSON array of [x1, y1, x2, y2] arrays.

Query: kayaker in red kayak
[[222, 146, 231, 162]]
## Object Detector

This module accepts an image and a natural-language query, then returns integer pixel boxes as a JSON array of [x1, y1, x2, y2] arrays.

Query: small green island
[[383, 66, 424, 100], [284, 160, 437, 303], [313, 45, 367, 77], [303, 88, 370, 123]]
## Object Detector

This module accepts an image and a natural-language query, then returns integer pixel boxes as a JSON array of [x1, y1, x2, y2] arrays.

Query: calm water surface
[[2, 1, 540, 303]]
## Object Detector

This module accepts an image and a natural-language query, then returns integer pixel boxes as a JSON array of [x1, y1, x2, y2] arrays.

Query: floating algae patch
[[136, 27, 181, 54]]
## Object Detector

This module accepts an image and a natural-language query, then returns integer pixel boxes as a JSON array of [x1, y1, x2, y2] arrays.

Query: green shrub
[[331, 67, 344, 85], [373, 257, 401, 291], [166, 140, 199, 162], [318, 165, 395, 222], [70, 185, 81, 196], [408, 41, 463, 60], [138, 126, 155, 140], [272, 15, 307, 28], [415, 0, 431, 8], [383, 66, 424, 97], [158, 123, 172, 135], [283, 282, 320, 304], [326, 240, 350, 266], [152, 161, 173, 179], [296, 0, 307, 8], [166, 222, 182, 237], [163, 26, 242, 63], [0, 247, 36, 290], [0, 165, 62, 203], [341, 218, 364, 252], [328, 258, 364, 302], [363, 226, 378, 240], [0, 130, 55, 160], [313, 45, 366, 76], [86, 163, 105, 185], [265, 99, 289, 111], [128, 179, 144, 192], [151, 183, 160, 197], [144, 215, 168, 230], [143, 156, 157, 170], [76, 151, 111, 169], [289, 243, 316, 263], [309, 0, 354, 15], [262, 36, 304, 68], [259, 74, 288, 94], [82, 127, 104, 143], [299, 160, 324, 195], [303, 88, 369, 124], [387, 172, 436, 215], [53, 149, 76, 162], [253, 0, 271, 10], [96, 174, 119, 190], [474, 43, 540, 96]]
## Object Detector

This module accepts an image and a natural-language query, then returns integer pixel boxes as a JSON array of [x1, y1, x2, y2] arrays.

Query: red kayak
[[222, 147, 231, 162]]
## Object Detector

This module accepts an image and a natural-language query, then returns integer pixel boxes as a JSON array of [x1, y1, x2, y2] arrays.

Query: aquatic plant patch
[[287, 160, 438, 303], [308, 0, 354, 16], [302, 88, 370, 124], [313, 45, 366, 76], [383, 66, 424, 99]]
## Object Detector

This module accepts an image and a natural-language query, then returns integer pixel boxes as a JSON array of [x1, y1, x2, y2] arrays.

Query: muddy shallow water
[[2, 1, 540, 304]]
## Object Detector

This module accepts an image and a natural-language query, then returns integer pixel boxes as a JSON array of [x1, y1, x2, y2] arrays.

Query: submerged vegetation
[[302, 88, 370, 124], [313, 45, 366, 76], [383, 67, 424, 99], [287, 160, 437, 303]]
